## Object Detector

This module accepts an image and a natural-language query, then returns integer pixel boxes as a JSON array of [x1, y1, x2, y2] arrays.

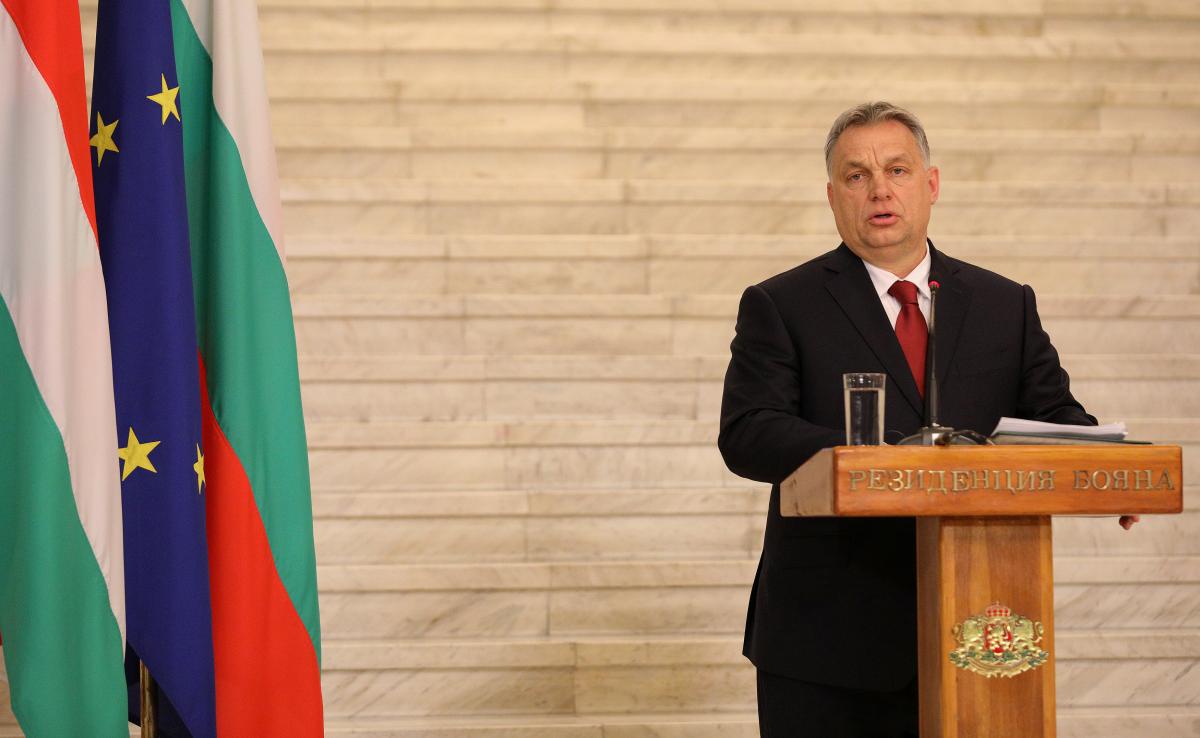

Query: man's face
[[826, 120, 939, 271]]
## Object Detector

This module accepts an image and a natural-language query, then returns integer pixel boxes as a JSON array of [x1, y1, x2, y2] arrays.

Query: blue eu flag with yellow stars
[[90, 0, 218, 735]]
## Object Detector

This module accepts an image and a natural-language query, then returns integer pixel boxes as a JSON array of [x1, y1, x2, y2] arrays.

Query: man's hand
[[1119, 515, 1140, 530]]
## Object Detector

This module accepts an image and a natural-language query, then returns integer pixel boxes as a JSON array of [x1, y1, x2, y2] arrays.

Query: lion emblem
[[949, 603, 1050, 678]]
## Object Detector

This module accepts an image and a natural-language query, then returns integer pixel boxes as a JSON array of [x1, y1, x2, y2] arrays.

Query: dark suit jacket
[[718, 242, 1094, 691]]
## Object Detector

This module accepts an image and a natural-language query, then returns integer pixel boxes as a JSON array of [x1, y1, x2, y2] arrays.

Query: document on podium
[[990, 417, 1147, 445]]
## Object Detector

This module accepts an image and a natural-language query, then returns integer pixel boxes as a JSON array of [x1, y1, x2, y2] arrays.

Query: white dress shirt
[[861, 244, 932, 328]]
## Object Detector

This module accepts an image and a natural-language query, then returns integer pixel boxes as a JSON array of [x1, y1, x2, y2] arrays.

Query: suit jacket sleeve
[[1017, 284, 1097, 426], [718, 284, 843, 484]]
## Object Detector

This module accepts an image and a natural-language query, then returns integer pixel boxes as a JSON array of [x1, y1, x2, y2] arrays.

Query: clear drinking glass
[[844, 373, 886, 445]]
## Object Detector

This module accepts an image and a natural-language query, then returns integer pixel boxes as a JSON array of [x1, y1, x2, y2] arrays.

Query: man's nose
[[869, 175, 892, 200]]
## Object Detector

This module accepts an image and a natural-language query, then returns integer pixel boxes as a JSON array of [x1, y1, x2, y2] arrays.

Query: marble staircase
[[3, 1, 1196, 736], [268, 0, 1200, 735], [275, 2, 1200, 736]]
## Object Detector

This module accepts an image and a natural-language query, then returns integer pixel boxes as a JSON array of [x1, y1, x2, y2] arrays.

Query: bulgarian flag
[[0, 0, 128, 735], [90, 0, 322, 730], [169, 0, 324, 734]]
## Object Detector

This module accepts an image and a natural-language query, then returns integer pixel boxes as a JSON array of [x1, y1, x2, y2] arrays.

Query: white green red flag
[[168, 0, 324, 733], [0, 0, 128, 734]]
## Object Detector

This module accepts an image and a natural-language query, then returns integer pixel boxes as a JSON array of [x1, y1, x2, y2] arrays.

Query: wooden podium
[[780, 444, 1183, 738]]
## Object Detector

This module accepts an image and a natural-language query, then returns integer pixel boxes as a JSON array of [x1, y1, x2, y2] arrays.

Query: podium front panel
[[781, 445, 1182, 518]]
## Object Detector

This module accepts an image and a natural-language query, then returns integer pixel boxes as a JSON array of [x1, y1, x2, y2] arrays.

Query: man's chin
[[859, 237, 907, 253]]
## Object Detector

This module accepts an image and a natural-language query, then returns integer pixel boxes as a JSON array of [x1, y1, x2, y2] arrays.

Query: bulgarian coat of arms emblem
[[949, 603, 1050, 678]]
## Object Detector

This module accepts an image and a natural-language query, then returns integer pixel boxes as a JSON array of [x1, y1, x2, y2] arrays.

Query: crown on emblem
[[985, 603, 1011, 618]]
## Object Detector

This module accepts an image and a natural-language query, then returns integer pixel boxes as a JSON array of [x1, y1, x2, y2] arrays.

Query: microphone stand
[[898, 280, 990, 446]]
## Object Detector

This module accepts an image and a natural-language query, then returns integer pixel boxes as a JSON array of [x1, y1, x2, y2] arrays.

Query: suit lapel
[[824, 244, 924, 415], [928, 242, 970, 389]]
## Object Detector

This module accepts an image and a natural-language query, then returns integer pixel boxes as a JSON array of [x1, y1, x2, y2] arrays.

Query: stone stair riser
[[314, 514, 760, 564], [253, 10, 1048, 39], [317, 658, 1198, 718], [277, 148, 1200, 182], [293, 316, 1200, 357], [319, 583, 1199, 643], [268, 101, 1200, 133], [287, 259, 649, 297], [281, 202, 1195, 238], [312, 509, 1200, 565], [306, 441, 1199, 490], [284, 256, 1200, 296], [251, 50, 1200, 87], [299, 377, 1200, 422]]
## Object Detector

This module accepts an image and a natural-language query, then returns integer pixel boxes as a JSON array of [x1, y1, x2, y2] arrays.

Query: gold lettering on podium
[[845, 467, 1172, 493]]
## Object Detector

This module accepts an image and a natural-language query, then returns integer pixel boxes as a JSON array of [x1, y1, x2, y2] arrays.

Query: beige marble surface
[[296, 352, 1199, 383]]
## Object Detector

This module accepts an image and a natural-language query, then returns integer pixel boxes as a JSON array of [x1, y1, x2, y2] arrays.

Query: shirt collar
[[861, 243, 932, 301]]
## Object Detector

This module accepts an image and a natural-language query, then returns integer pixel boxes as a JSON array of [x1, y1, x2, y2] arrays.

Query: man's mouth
[[869, 212, 898, 225]]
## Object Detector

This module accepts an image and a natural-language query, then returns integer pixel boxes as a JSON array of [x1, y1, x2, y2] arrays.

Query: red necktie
[[888, 280, 928, 397]]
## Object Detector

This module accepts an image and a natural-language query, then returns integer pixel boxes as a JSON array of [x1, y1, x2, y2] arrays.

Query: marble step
[[298, 353, 1200, 421], [279, 179, 1200, 237], [313, 485, 1200, 566], [298, 353, 1200, 382], [243, 30, 1200, 88], [274, 127, 1200, 182], [318, 631, 1200, 719], [251, 27, 1200, 59], [304, 416, 1200, 446], [260, 0, 1200, 21], [320, 708, 1200, 738], [286, 233, 1200, 259], [312, 501, 1200, 571], [304, 417, 1199, 489], [246, 1, 1200, 40], [290, 293, 1200, 357], [305, 418, 1198, 491], [317, 555, 1200, 639], [256, 15, 1200, 43], [296, 352, 1200, 421], [264, 79, 1200, 131], [284, 234, 1200, 296], [301, 373, 1200, 423], [324, 714, 757, 738], [286, 250, 1200, 296]]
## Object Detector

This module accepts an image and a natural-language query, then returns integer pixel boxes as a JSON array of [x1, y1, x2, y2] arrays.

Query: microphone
[[898, 278, 990, 446], [925, 280, 940, 427]]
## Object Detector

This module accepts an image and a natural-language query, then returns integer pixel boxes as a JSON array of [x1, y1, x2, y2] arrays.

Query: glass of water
[[843, 373, 885, 445]]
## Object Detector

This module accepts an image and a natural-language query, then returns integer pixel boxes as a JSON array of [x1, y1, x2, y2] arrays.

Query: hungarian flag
[[0, 0, 128, 735], [91, 0, 324, 733]]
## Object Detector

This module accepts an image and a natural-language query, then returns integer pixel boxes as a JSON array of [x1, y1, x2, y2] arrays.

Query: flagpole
[[139, 661, 157, 738]]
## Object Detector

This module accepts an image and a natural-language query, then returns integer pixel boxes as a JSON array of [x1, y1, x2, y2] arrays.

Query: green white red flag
[[0, 0, 128, 734]]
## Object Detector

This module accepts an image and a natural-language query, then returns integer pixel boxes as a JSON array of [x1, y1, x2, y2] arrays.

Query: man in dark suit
[[718, 102, 1120, 736]]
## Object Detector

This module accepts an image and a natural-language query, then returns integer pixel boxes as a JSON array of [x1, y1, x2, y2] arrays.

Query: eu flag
[[90, 0, 218, 735]]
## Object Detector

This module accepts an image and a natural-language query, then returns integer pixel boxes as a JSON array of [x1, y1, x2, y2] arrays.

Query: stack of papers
[[990, 418, 1143, 445]]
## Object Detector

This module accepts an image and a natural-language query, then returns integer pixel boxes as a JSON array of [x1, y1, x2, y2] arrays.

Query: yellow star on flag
[[89, 112, 120, 166], [147, 74, 180, 124], [194, 445, 205, 494], [117, 427, 160, 481]]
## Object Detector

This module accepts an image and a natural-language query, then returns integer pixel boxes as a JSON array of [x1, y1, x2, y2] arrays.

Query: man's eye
[[849, 173, 863, 182], [892, 168, 906, 175]]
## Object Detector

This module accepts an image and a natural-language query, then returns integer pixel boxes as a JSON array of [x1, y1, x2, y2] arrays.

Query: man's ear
[[927, 166, 940, 205], [826, 180, 834, 207]]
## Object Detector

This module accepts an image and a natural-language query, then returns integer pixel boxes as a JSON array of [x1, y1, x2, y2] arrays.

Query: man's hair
[[824, 101, 931, 177]]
